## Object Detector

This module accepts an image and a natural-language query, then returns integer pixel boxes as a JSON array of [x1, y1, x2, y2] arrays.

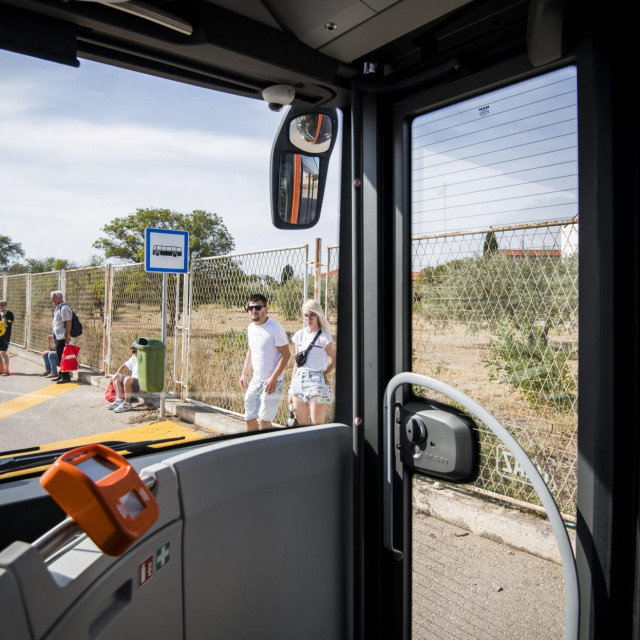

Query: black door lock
[[399, 401, 477, 481], [406, 417, 427, 446]]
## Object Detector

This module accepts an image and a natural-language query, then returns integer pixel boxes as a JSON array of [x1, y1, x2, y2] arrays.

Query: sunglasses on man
[[247, 305, 264, 311]]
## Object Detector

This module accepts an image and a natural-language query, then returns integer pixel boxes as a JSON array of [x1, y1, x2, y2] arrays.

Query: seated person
[[42, 335, 59, 377], [106, 341, 142, 413]]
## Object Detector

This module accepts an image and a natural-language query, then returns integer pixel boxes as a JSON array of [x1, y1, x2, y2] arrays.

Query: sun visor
[[0, 5, 79, 67]]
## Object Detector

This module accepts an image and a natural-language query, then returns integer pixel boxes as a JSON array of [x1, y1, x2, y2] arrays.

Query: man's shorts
[[244, 377, 285, 422], [117, 374, 140, 393], [289, 369, 327, 402]]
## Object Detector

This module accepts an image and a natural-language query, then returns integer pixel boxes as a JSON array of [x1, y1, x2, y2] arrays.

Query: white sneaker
[[106, 398, 123, 410], [114, 402, 133, 413]]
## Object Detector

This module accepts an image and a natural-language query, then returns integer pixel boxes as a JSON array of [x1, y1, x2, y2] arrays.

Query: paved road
[[412, 502, 565, 639], [0, 351, 202, 452]]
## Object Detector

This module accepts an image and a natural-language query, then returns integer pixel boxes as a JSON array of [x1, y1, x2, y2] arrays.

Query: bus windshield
[[0, 48, 341, 470]]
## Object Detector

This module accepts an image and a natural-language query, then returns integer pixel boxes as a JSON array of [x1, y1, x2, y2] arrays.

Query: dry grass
[[413, 321, 578, 514]]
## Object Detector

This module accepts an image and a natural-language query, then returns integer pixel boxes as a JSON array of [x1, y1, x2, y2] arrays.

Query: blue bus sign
[[144, 228, 189, 273]]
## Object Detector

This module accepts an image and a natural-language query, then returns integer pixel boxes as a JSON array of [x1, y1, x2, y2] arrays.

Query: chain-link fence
[[412, 218, 578, 515], [108, 264, 178, 389], [28, 272, 61, 354], [2, 243, 317, 416], [66, 266, 107, 371], [186, 245, 309, 425], [4, 274, 28, 347], [325, 244, 339, 334]]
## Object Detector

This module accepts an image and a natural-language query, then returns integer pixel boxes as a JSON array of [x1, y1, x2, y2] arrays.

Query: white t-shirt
[[248, 317, 288, 381], [292, 329, 332, 372], [125, 354, 139, 379]]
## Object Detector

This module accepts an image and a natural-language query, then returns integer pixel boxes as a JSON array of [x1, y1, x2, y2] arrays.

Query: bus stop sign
[[145, 228, 189, 273]]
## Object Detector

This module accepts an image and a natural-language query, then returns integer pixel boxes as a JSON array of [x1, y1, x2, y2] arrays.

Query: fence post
[[178, 271, 189, 401], [324, 244, 330, 316], [303, 245, 309, 302], [183, 258, 195, 402], [314, 238, 322, 300], [25, 274, 31, 350], [172, 274, 180, 396], [104, 264, 113, 375]]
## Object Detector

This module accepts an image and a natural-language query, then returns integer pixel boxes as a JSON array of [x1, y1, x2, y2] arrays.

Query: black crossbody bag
[[294, 330, 322, 367]]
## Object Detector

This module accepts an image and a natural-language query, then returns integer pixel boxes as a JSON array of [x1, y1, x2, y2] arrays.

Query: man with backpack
[[50, 290, 74, 384]]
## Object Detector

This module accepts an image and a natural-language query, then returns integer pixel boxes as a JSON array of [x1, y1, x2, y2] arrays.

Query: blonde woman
[[288, 300, 336, 426]]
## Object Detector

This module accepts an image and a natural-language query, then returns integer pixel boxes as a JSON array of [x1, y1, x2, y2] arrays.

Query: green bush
[[273, 277, 304, 320], [484, 321, 577, 413], [214, 328, 247, 354], [413, 253, 579, 333]]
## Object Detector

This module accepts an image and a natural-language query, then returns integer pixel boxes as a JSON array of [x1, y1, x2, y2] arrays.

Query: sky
[[410, 66, 578, 242], [0, 49, 340, 266]]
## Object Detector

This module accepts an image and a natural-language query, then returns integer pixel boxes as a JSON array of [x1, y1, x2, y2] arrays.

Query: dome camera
[[262, 84, 295, 112]]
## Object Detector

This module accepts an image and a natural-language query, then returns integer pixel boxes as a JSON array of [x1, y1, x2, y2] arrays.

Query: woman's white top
[[291, 329, 332, 372]]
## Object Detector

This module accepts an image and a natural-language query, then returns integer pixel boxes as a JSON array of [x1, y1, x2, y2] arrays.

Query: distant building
[[561, 223, 579, 256]]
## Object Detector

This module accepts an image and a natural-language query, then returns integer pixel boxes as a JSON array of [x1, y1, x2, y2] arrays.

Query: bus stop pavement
[[8, 348, 247, 437]]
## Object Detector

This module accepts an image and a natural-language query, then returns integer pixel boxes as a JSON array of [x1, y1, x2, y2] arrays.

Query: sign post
[[144, 228, 189, 418]]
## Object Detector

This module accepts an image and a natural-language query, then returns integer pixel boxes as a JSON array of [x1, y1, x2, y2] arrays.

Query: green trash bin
[[135, 337, 166, 393]]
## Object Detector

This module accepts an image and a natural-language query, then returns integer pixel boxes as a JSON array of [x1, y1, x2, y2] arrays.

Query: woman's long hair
[[302, 299, 332, 340]]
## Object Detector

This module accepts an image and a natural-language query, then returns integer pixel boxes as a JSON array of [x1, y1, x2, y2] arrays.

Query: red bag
[[105, 379, 117, 402], [59, 344, 80, 372]]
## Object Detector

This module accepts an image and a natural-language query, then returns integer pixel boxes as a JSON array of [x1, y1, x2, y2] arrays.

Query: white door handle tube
[[383, 372, 579, 640]]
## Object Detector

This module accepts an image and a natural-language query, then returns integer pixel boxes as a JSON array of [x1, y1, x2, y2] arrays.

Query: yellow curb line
[[0, 383, 79, 421]]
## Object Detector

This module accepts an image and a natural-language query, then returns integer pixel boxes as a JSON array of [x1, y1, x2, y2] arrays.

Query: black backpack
[[63, 304, 83, 338]]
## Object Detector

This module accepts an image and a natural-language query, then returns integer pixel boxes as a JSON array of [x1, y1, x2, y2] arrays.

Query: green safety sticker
[[156, 542, 171, 570]]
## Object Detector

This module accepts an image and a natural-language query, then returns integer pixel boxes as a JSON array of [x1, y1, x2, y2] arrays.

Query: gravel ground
[[412, 506, 565, 640]]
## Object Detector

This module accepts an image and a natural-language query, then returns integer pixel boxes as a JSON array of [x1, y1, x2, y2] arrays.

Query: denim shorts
[[244, 377, 285, 422], [289, 369, 326, 402]]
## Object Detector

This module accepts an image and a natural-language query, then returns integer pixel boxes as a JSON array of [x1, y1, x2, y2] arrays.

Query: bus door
[[383, 63, 580, 639]]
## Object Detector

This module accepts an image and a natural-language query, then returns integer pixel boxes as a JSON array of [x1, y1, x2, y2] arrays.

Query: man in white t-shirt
[[239, 294, 290, 431], [106, 341, 142, 413]]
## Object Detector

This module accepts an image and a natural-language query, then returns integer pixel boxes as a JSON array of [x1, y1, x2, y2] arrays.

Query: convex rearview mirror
[[270, 108, 339, 229]]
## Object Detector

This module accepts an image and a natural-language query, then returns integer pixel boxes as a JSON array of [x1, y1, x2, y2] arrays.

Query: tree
[[86, 254, 106, 267], [26, 257, 58, 273], [92, 208, 235, 263], [7, 257, 83, 274], [0, 235, 25, 270], [25, 258, 76, 273], [483, 230, 499, 255], [280, 264, 294, 284]]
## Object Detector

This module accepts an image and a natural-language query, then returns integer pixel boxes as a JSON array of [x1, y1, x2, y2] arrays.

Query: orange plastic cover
[[40, 444, 159, 556]]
